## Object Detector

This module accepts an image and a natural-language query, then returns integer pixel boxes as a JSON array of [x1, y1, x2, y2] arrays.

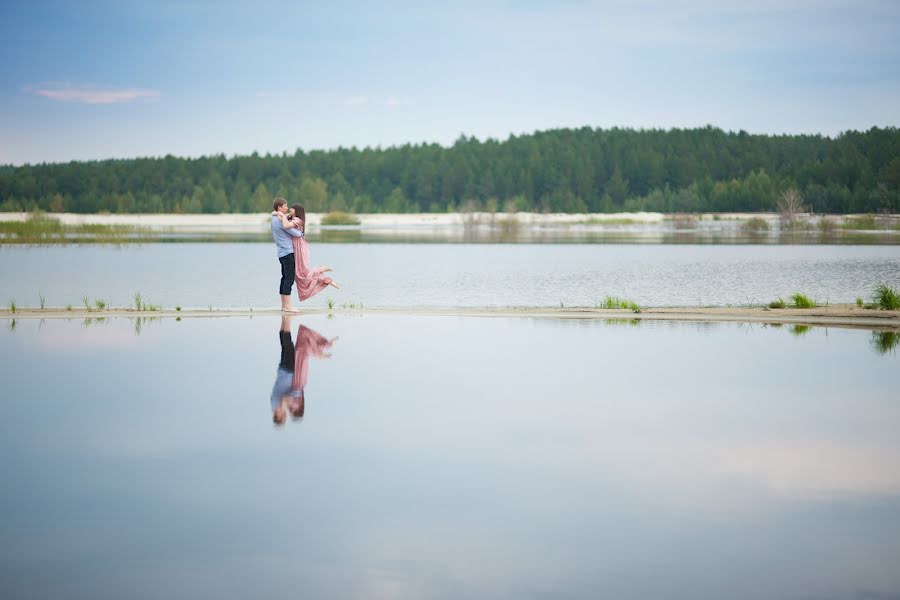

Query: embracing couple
[[271, 197, 339, 312]]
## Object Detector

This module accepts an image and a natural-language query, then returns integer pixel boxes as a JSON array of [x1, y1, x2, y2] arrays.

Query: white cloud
[[27, 83, 160, 104]]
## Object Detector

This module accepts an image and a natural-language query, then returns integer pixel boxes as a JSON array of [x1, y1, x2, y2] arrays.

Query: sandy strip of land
[[3, 305, 899, 330]]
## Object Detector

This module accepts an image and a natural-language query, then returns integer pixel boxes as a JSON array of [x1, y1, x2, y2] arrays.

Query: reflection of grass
[[870, 331, 899, 355], [0, 211, 149, 243], [790, 324, 811, 336], [603, 318, 641, 326], [598, 296, 641, 312], [873, 283, 900, 310], [790, 293, 816, 308], [321, 211, 361, 226]]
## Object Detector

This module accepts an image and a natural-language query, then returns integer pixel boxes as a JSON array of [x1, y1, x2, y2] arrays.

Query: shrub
[[321, 211, 361, 226]]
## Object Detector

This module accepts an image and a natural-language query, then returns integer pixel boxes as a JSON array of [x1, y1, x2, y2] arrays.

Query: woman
[[273, 204, 339, 301]]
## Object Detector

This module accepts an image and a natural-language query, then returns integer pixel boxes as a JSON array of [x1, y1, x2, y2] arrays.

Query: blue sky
[[1, 0, 899, 165]]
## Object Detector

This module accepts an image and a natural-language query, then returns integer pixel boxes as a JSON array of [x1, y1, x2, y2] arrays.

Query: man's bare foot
[[329, 281, 340, 289]]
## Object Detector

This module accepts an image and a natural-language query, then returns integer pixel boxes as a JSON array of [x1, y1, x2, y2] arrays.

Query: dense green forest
[[1, 126, 899, 214]]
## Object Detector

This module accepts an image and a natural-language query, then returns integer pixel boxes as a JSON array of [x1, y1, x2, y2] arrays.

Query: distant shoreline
[[3, 304, 899, 330], [1, 211, 898, 232]]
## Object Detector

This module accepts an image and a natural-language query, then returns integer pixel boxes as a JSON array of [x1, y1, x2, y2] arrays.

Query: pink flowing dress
[[290, 218, 333, 302], [291, 324, 333, 392]]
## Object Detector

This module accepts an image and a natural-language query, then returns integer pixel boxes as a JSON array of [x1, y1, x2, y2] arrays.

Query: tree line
[[1, 125, 898, 214]]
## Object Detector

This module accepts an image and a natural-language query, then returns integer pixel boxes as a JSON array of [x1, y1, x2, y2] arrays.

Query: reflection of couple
[[270, 316, 337, 426], [271, 197, 340, 313]]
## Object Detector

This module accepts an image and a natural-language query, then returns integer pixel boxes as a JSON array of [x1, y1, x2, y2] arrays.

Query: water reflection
[[270, 316, 337, 426], [871, 330, 900, 355]]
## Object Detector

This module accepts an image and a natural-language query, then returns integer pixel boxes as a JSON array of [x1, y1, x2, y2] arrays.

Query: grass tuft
[[39, 291, 45, 310], [94, 298, 107, 310], [9, 299, 16, 313], [65, 304, 72, 312], [790, 293, 816, 309], [872, 283, 900, 311], [767, 298, 786, 309], [856, 296, 865, 308], [327, 298, 335, 310], [598, 295, 641, 312], [82, 296, 90, 310]]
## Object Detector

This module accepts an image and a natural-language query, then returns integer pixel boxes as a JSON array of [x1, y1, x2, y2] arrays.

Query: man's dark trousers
[[279, 253, 295, 295]]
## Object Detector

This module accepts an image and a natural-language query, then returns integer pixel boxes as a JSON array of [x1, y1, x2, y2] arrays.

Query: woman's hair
[[290, 204, 306, 233]]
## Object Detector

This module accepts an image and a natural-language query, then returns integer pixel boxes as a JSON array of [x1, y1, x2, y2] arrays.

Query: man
[[271, 197, 303, 312], [270, 315, 297, 426]]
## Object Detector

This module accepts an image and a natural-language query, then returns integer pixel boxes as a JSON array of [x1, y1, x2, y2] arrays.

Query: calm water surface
[[1, 243, 899, 309], [0, 315, 898, 599]]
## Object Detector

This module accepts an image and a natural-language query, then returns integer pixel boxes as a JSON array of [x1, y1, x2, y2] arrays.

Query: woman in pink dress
[[273, 204, 339, 301], [289, 322, 337, 420]]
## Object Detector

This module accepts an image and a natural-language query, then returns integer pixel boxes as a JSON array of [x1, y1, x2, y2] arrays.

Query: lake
[[1, 243, 900, 309], [0, 314, 898, 599]]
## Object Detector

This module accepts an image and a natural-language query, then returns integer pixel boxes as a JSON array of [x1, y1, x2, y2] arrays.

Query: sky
[[1, 0, 899, 165]]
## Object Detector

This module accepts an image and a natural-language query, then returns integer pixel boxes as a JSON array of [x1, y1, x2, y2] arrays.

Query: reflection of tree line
[[271, 317, 337, 427]]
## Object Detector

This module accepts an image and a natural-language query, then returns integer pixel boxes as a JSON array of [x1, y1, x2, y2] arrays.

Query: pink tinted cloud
[[28, 83, 160, 104]]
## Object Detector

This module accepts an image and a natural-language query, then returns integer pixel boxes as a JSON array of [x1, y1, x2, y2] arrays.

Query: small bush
[[321, 211, 361, 226], [856, 297, 865, 308], [768, 298, 786, 309], [65, 304, 72, 312], [94, 298, 107, 310], [791, 293, 816, 309], [872, 283, 900, 311], [176, 306, 182, 311], [327, 298, 335, 310], [741, 217, 770, 232]]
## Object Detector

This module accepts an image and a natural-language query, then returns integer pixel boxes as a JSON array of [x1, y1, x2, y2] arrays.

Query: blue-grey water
[[0, 315, 898, 599], [1, 243, 899, 309]]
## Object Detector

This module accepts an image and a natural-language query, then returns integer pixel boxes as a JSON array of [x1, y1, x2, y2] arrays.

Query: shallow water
[[0, 315, 898, 599], [1, 243, 899, 309]]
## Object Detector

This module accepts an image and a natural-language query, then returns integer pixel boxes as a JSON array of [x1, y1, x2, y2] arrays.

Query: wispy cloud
[[26, 82, 160, 104], [343, 95, 369, 107], [386, 96, 414, 109]]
